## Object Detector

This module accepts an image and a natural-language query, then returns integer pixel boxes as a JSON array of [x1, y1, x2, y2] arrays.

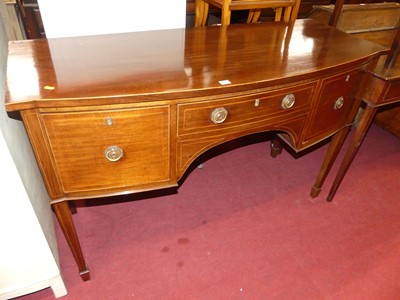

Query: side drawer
[[302, 70, 364, 144], [177, 82, 316, 137], [41, 106, 170, 194]]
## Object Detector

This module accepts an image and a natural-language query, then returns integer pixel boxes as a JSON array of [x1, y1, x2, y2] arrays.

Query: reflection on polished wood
[[5, 20, 387, 280]]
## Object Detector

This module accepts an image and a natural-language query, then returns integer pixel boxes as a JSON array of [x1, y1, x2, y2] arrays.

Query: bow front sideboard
[[5, 20, 387, 281]]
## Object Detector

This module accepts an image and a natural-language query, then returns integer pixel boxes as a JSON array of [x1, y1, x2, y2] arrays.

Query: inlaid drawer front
[[303, 70, 363, 143], [41, 106, 170, 194], [177, 83, 316, 137]]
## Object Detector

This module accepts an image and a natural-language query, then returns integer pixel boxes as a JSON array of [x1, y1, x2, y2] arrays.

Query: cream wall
[[0, 3, 67, 298], [38, 0, 187, 38]]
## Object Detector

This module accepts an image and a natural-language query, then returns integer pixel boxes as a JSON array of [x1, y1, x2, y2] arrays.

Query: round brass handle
[[210, 107, 228, 124], [104, 145, 123, 162], [281, 94, 296, 110], [333, 96, 344, 110]]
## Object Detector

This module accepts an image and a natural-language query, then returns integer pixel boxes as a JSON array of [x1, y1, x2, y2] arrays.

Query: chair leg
[[247, 9, 261, 23], [202, 3, 209, 26], [290, 0, 301, 21], [221, 1, 232, 25], [253, 10, 262, 22], [247, 10, 255, 23], [195, 0, 208, 27], [275, 8, 283, 21], [283, 7, 293, 22], [270, 138, 283, 158], [195, 0, 203, 27]]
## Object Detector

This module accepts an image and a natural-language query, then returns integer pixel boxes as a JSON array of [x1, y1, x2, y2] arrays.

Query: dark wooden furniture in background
[[326, 26, 400, 201], [373, 23, 400, 136], [306, 0, 400, 201], [327, 0, 400, 200], [374, 103, 400, 136], [5, 20, 386, 281], [308, 1, 400, 139], [308, 1, 399, 48], [15, 0, 45, 38]]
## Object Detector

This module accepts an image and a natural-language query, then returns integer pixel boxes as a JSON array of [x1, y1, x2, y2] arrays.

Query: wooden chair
[[195, 0, 301, 27]]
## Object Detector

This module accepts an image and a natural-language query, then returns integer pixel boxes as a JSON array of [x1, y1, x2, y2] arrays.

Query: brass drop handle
[[333, 96, 344, 110], [210, 107, 228, 124], [281, 94, 295, 109], [104, 145, 123, 162]]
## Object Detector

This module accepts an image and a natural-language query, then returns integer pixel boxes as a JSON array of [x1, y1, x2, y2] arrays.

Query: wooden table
[[326, 55, 400, 201], [5, 19, 387, 281]]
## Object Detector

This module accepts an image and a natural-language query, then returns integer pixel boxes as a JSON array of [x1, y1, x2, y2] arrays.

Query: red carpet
[[19, 124, 400, 300]]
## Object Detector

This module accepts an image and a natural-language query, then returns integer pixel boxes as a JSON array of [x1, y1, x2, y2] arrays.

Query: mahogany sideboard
[[5, 19, 387, 281]]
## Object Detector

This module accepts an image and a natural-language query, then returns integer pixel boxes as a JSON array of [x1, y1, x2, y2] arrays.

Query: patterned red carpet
[[21, 124, 400, 300]]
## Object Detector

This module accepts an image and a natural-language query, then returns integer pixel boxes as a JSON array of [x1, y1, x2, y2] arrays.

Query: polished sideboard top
[[6, 19, 386, 110]]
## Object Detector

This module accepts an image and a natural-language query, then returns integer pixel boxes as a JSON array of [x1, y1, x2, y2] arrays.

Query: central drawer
[[41, 106, 171, 194], [177, 82, 316, 137]]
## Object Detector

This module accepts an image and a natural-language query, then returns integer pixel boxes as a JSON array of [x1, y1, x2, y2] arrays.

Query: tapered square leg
[[53, 201, 90, 281]]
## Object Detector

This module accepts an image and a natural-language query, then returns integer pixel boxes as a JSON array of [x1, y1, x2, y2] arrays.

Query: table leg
[[270, 138, 283, 158], [53, 201, 90, 281], [310, 126, 350, 198], [326, 105, 378, 201]]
